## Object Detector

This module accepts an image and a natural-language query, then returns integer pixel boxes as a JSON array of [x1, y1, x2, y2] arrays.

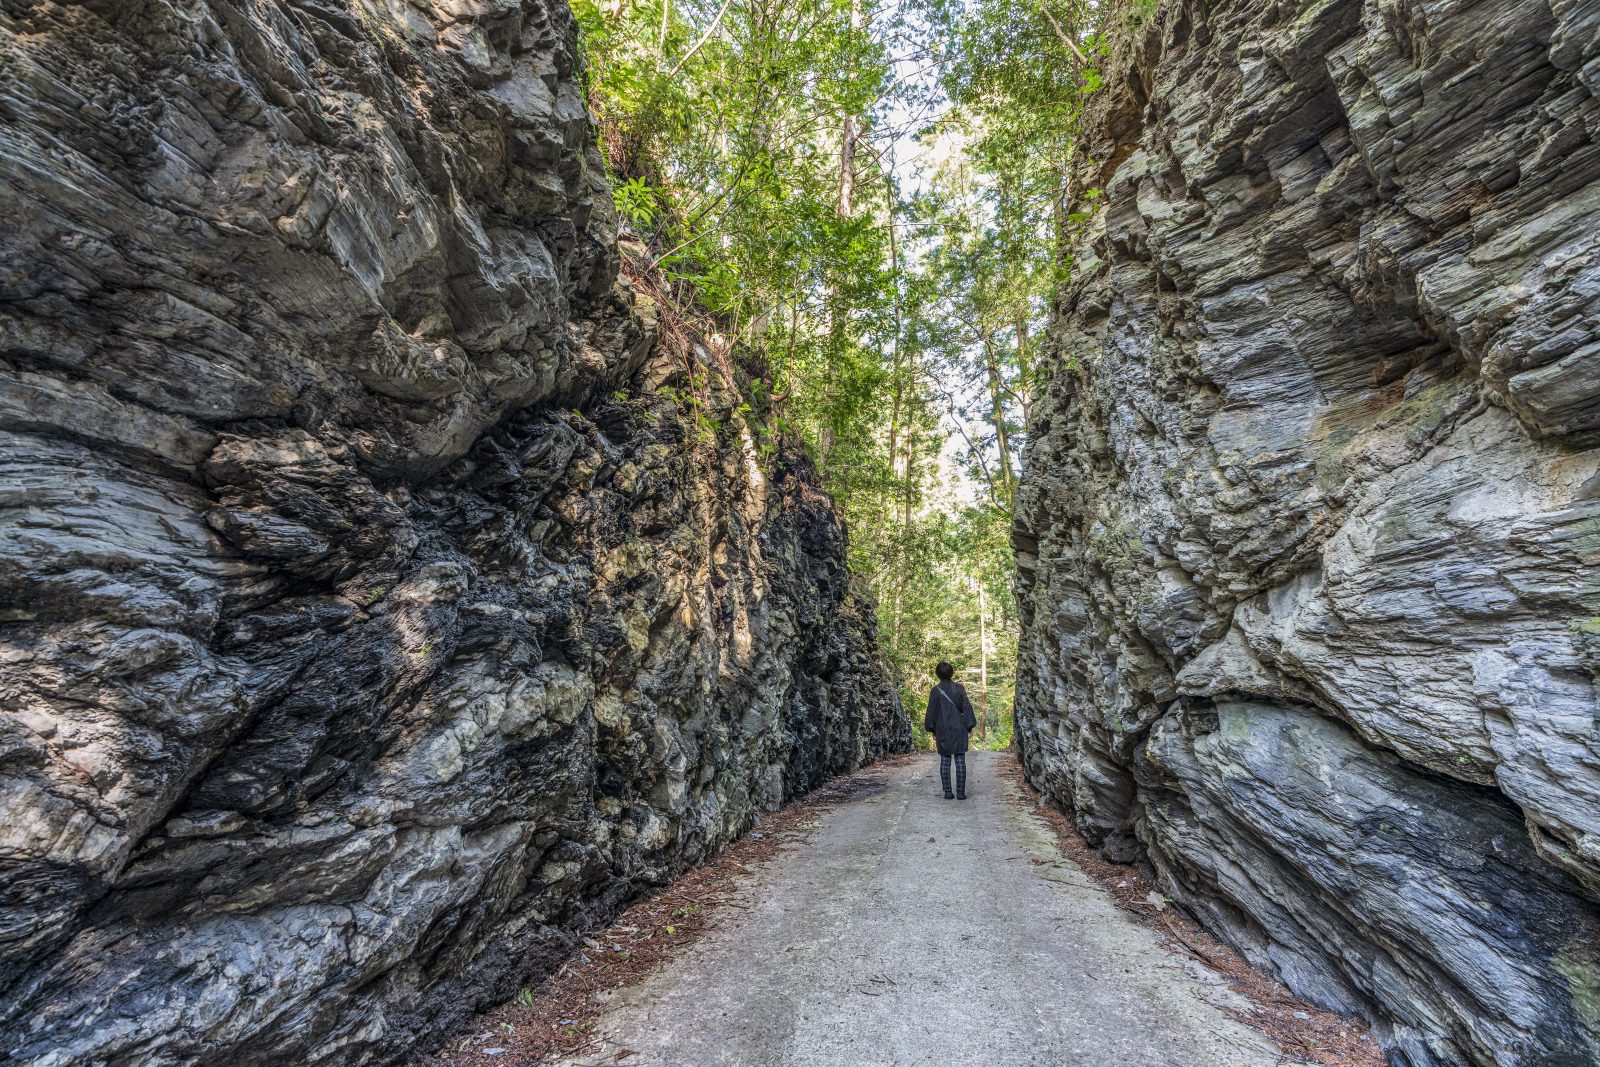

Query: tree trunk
[[820, 0, 864, 470], [884, 181, 902, 498], [901, 372, 917, 532], [978, 585, 989, 740], [884, 181, 903, 484], [1014, 313, 1034, 429], [837, 0, 863, 218], [981, 334, 1018, 510], [838, 112, 858, 219]]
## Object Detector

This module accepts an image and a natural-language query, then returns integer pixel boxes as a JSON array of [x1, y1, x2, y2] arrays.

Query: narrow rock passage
[[558, 752, 1282, 1067]]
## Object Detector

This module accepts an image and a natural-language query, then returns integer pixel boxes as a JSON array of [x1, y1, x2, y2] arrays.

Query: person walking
[[925, 661, 978, 799]]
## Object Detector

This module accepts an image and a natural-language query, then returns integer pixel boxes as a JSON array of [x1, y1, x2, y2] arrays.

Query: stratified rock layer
[[1014, 0, 1600, 1064], [0, 2, 907, 1064]]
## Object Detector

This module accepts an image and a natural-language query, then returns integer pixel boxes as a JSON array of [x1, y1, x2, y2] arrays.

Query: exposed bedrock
[[0, 2, 907, 1064], [1013, 0, 1600, 1063]]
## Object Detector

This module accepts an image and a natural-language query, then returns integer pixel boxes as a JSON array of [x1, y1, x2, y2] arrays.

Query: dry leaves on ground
[[417, 756, 914, 1067], [1000, 757, 1386, 1067]]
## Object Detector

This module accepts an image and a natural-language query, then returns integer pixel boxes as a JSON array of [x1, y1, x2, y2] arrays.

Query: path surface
[[559, 752, 1283, 1067]]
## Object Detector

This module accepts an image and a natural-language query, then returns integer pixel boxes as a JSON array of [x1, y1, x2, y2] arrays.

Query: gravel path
[[557, 751, 1283, 1067]]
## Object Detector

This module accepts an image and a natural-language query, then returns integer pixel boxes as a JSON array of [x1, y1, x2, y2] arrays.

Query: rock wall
[[0, 2, 907, 1064], [1013, 0, 1600, 1064]]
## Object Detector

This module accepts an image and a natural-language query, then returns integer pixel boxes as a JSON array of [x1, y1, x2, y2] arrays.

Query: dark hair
[[935, 661, 954, 681]]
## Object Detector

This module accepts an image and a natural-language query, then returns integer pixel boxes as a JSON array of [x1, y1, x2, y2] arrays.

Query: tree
[[573, 0, 1123, 748]]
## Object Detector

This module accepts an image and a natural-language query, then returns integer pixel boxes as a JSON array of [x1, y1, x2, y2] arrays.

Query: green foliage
[[1122, 0, 1162, 27], [657, 371, 724, 445], [928, 0, 1107, 256], [875, 502, 1020, 750], [574, 0, 1137, 745], [613, 176, 661, 227], [574, 0, 904, 469]]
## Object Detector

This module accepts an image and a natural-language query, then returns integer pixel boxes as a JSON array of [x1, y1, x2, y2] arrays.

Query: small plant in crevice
[[657, 368, 724, 445], [613, 176, 660, 229]]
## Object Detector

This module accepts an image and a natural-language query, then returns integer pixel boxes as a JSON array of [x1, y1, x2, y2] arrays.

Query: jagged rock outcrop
[[0, 2, 907, 1064], [1014, 0, 1600, 1064]]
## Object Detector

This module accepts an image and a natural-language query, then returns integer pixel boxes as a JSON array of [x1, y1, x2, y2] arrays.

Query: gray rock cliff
[[1014, 0, 1600, 1063], [0, 2, 908, 1063]]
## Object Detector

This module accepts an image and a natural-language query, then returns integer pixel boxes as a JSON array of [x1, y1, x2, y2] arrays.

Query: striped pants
[[939, 753, 967, 797]]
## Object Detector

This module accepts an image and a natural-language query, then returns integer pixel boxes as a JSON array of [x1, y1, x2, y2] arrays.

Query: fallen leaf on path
[[417, 757, 917, 1067]]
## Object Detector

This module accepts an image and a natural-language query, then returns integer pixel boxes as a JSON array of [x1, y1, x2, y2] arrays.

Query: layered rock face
[[1014, 0, 1600, 1064], [0, 2, 906, 1064]]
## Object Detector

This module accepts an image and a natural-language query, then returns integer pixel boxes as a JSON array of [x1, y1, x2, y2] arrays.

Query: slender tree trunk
[[837, 0, 863, 218], [891, 584, 903, 658], [884, 174, 905, 524], [665, 0, 733, 77], [820, 0, 864, 470], [1054, 142, 1075, 263], [901, 394, 917, 531], [773, 300, 800, 415], [886, 358, 902, 496], [981, 334, 1018, 510], [838, 122, 857, 218], [1014, 313, 1034, 428], [978, 585, 989, 740]]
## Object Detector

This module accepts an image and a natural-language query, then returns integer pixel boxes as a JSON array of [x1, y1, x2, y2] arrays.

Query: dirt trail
[[553, 751, 1284, 1067]]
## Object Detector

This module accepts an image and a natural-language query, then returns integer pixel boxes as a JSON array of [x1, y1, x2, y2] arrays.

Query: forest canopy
[[571, 0, 1142, 743]]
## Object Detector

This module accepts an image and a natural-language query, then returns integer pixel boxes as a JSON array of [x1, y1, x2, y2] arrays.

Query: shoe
[[943, 792, 955, 800], [957, 793, 966, 800]]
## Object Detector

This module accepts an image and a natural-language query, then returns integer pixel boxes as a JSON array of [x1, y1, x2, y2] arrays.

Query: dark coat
[[925, 681, 977, 754]]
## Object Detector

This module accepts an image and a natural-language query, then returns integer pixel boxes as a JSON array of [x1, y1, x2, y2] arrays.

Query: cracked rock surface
[[1014, 0, 1600, 1064], [0, 2, 907, 1064]]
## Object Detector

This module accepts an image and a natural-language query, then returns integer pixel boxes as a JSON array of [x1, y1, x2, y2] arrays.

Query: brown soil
[[999, 756, 1387, 1067]]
